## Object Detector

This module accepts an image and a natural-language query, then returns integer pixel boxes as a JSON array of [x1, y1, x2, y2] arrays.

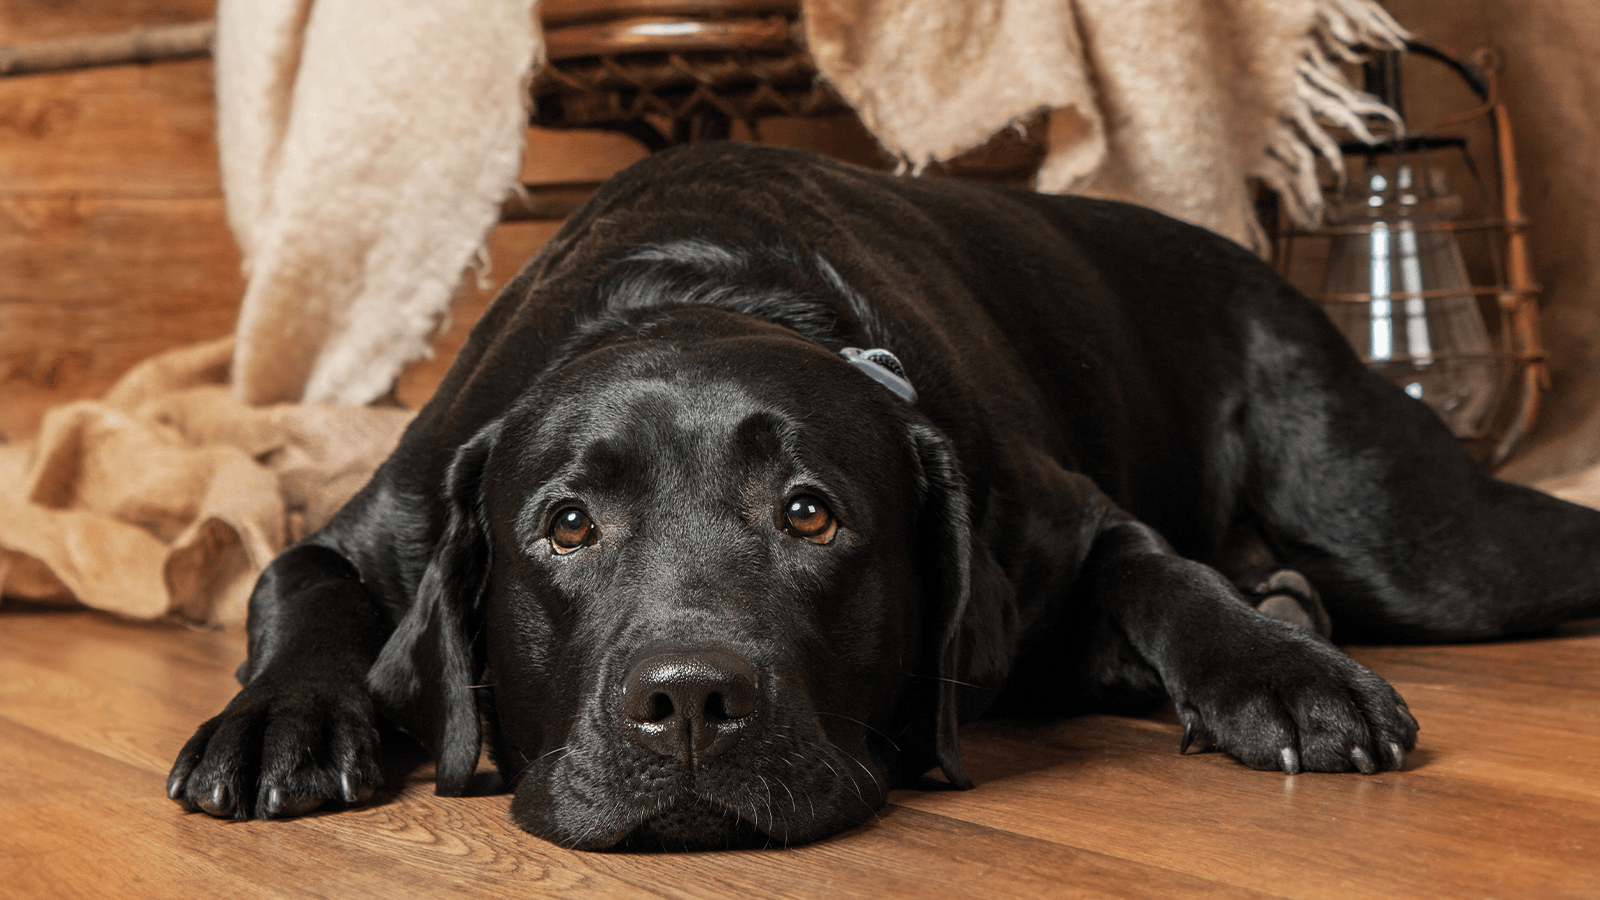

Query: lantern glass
[[1318, 161, 1506, 439]]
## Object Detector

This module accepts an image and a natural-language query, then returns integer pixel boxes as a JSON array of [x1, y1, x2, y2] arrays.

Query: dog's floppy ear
[[907, 420, 1018, 790], [367, 424, 500, 796]]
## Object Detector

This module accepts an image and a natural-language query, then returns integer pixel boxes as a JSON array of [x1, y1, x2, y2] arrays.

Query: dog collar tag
[[840, 347, 918, 404]]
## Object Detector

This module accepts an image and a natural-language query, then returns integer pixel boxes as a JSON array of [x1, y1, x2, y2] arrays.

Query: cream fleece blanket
[[220, 0, 540, 405], [1, 0, 1416, 624]]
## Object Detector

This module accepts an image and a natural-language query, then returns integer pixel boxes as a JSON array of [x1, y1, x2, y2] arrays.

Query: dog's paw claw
[[263, 785, 325, 819], [1383, 740, 1407, 770], [166, 772, 191, 806], [1398, 706, 1419, 734], [1280, 746, 1302, 775], [198, 782, 232, 818], [341, 770, 375, 805], [1178, 709, 1213, 755], [1349, 745, 1377, 775]]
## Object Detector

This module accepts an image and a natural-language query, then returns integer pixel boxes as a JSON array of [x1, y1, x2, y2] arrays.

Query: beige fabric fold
[[0, 339, 413, 625], [804, 0, 1408, 251]]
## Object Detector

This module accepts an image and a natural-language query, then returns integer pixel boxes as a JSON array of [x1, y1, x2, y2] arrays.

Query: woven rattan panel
[[531, 2, 844, 134]]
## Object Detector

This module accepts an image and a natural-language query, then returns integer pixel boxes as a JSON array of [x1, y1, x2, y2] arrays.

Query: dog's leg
[[988, 455, 1415, 774], [166, 544, 391, 819], [1240, 337, 1600, 641], [1077, 513, 1417, 773]]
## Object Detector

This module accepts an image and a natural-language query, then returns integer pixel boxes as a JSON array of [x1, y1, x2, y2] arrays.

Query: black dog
[[168, 142, 1600, 850]]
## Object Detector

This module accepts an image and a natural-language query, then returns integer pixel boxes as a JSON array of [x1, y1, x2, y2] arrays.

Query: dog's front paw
[[1172, 631, 1418, 775], [167, 678, 383, 820]]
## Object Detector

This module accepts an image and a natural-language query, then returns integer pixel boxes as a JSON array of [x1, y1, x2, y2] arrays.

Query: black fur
[[168, 143, 1600, 849]]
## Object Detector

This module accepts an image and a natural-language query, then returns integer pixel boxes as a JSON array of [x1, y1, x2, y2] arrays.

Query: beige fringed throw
[[2, 0, 1416, 625], [805, 0, 1408, 251]]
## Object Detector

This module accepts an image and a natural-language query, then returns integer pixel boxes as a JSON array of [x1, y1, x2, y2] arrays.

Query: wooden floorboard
[[1, 609, 1596, 899]]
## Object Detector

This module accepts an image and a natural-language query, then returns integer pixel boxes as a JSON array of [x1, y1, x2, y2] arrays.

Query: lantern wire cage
[[1274, 39, 1544, 468]]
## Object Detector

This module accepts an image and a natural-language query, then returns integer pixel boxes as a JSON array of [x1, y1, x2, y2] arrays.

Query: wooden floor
[[0, 609, 1595, 899]]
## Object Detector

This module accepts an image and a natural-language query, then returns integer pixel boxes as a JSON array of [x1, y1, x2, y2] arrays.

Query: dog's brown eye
[[549, 507, 595, 554], [783, 495, 837, 544]]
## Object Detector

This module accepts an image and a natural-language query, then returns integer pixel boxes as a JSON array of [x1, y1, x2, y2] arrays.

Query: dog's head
[[368, 303, 1016, 850]]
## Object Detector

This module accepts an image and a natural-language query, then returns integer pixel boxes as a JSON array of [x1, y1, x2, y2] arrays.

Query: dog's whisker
[[506, 744, 573, 788], [776, 775, 798, 815], [819, 741, 869, 807], [816, 711, 903, 753], [813, 750, 842, 784], [840, 747, 884, 797], [756, 774, 778, 833], [823, 740, 886, 824], [909, 673, 990, 690]]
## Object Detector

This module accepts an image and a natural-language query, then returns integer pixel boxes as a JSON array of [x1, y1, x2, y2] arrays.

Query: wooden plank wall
[[1, 1, 237, 440]]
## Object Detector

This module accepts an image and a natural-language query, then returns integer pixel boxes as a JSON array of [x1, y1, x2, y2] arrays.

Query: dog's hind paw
[[1233, 567, 1333, 640], [167, 678, 383, 820]]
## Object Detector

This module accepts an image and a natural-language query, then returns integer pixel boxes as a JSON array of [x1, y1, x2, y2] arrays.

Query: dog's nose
[[621, 649, 760, 762]]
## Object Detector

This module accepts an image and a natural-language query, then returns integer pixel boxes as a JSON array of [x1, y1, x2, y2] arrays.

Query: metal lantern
[[1276, 40, 1543, 466]]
